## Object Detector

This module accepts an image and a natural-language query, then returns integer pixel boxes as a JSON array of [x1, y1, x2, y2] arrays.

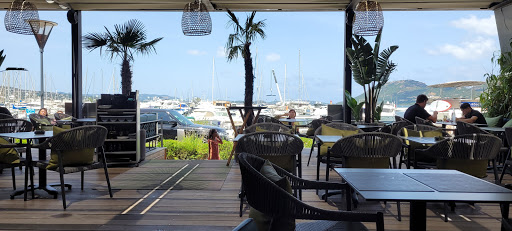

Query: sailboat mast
[[284, 64, 287, 105], [212, 57, 215, 103], [298, 50, 301, 102]]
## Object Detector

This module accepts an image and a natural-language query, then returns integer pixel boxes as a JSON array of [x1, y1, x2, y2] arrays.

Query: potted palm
[[346, 32, 398, 123]]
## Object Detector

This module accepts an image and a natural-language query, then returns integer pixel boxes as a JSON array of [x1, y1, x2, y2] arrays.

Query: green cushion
[[344, 157, 389, 168], [485, 115, 503, 127], [503, 119, 512, 128], [255, 126, 267, 132], [402, 128, 422, 137], [47, 126, 95, 170], [259, 155, 295, 175], [0, 138, 19, 164], [421, 130, 443, 138], [306, 127, 315, 136], [319, 124, 358, 156], [436, 159, 488, 178], [249, 160, 294, 231]]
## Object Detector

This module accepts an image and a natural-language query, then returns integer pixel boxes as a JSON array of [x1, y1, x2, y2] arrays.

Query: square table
[[335, 168, 512, 231], [0, 131, 58, 199]]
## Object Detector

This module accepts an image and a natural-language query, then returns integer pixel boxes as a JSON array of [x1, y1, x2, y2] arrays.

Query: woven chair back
[[0, 119, 33, 133], [415, 116, 434, 126], [253, 115, 283, 124], [313, 122, 363, 136], [395, 115, 414, 124], [29, 113, 52, 127], [308, 119, 331, 131], [54, 113, 75, 121], [398, 124, 448, 137], [244, 122, 290, 134], [389, 121, 411, 135], [330, 132, 402, 158], [425, 134, 502, 160], [42, 125, 107, 151], [0, 113, 13, 119], [456, 121, 489, 135]]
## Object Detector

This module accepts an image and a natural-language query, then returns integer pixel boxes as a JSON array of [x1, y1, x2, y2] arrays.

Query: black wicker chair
[[415, 116, 435, 126], [236, 132, 304, 217], [54, 113, 75, 121], [0, 138, 33, 193], [0, 118, 34, 171], [456, 121, 489, 135], [253, 115, 284, 124], [328, 132, 403, 219], [30, 125, 113, 209], [395, 115, 414, 125], [29, 113, 53, 131], [397, 124, 449, 169], [314, 123, 364, 182], [500, 127, 512, 184], [0, 113, 13, 119], [238, 153, 385, 231], [244, 122, 291, 134], [305, 119, 331, 166]]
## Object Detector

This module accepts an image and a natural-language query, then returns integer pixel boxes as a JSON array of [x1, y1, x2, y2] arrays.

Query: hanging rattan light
[[4, 0, 39, 35], [353, 1, 384, 36], [181, 0, 212, 36]]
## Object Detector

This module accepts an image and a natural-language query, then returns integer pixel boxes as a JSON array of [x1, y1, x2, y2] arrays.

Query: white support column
[[495, 2, 512, 53]]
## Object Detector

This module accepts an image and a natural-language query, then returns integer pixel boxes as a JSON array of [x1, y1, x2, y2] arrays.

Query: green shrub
[[164, 135, 233, 160], [300, 137, 313, 148]]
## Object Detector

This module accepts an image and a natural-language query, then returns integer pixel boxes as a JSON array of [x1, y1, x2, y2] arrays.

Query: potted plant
[[346, 32, 398, 123]]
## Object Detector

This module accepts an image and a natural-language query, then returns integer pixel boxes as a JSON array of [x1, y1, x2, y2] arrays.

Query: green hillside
[[354, 80, 485, 107]]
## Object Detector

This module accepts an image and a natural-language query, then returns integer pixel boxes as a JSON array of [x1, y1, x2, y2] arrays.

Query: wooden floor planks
[[0, 148, 510, 230]]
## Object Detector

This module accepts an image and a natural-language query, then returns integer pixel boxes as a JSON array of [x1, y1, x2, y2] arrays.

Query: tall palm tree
[[225, 10, 266, 123], [83, 19, 163, 95]]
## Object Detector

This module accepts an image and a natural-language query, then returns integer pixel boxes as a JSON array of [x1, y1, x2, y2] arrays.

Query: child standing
[[208, 129, 223, 160]]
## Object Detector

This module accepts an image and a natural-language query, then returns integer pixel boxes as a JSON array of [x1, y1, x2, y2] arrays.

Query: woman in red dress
[[208, 129, 223, 160]]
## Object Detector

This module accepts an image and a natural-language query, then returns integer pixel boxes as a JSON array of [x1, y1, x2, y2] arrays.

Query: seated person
[[456, 103, 486, 124], [404, 94, 438, 123], [38, 108, 56, 125], [275, 109, 298, 133], [0, 106, 12, 116]]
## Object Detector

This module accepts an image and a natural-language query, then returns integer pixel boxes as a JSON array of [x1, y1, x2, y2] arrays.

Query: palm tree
[[83, 19, 163, 95], [225, 10, 266, 123]]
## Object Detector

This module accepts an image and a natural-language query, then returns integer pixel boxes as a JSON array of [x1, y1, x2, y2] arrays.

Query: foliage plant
[[0, 50, 5, 68], [83, 19, 163, 95], [346, 32, 398, 123], [300, 137, 313, 148], [344, 90, 364, 122], [225, 10, 266, 124], [480, 42, 512, 118], [373, 101, 384, 122], [164, 135, 233, 160]]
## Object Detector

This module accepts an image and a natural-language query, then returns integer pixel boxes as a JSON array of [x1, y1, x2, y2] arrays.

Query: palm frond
[[137, 37, 164, 56]]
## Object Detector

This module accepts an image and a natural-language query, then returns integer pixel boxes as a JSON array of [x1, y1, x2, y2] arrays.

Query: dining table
[[336, 168, 512, 231], [0, 131, 58, 200]]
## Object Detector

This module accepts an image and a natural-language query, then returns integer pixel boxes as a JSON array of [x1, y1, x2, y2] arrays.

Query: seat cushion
[[319, 124, 358, 156], [436, 159, 488, 178], [503, 119, 512, 128], [0, 138, 19, 164], [249, 160, 294, 231], [485, 115, 503, 127], [421, 130, 443, 138], [46, 126, 95, 170]]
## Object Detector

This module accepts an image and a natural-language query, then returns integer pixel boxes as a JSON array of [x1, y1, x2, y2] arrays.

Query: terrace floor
[[0, 148, 510, 231]]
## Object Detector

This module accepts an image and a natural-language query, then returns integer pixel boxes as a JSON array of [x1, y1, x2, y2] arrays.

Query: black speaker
[[327, 105, 344, 122]]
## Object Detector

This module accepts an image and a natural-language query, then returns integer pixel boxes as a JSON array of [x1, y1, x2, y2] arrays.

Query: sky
[[0, 10, 500, 104]]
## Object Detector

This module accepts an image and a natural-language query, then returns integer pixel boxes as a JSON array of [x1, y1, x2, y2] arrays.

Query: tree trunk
[[121, 58, 132, 95], [243, 43, 255, 126]]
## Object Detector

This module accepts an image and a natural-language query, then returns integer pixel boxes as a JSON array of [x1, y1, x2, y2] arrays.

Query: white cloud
[[216, 46, 227, 57], [426, 37, 496, 60], [451, 15, 497, 36], [266, 53, 281, 62], [187, 50, 206, 55]]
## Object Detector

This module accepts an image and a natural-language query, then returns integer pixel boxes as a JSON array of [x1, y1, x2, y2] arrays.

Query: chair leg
[[59, 168, 67, 209], [493, 159, 499, 184], [81, 171, 84, 190], [239, 184, 244, 217], [29, 166, 34, 199], [397, 201, 402, 221], [444, 203, 449, 222], [23, 165, 29, 201], [500, 162, 509, 185], [101, 148, 113, 198], [307, 139, 315, 166], [11, 167, 16, 190]]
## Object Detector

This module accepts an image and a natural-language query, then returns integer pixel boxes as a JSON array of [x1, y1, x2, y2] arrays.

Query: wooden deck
[[0, 148, 510, 230]]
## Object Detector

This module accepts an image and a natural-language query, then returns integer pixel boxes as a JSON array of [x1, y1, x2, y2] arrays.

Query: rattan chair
[[0, 113, 13, 119], [54, 113, 75, 121], [328, 132, 403, 219], [314, 123, 364, 182], [456, 121, 489, 135], [29, 113, 53, 131], [415, 116, 434, 126], [0, 138, 33, 192], [305, 119, 331, 166], [500, 127, 512, 184], [238, 153, 385, 231], [395, 115, 414, 125], [235, 131, 303, 217], [253, 115, 284, 124], [398, 124, 449, 169], [0, 118, 34, 170], [389, 121, 412, 136], [244, 122, 290, 134], [30, 125, 112, 209]]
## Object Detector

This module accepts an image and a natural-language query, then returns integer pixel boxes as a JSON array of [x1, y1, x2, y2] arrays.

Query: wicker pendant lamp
[[4, 0, 39, 35], [181, 0, 212, 36], [353, 1, 384, 36]]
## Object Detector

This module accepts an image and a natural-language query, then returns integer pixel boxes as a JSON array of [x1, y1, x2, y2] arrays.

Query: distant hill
[[354, 80, 485, 107]]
